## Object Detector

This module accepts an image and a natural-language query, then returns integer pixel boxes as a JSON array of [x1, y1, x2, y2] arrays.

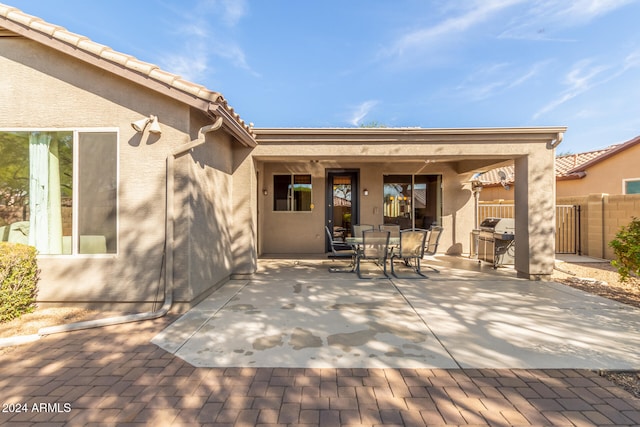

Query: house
[[1, 4, 565, 312], [479, 135, 640, 201]]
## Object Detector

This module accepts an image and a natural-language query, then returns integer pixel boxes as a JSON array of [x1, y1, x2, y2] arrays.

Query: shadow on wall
[[39, 175, 169, 311], [445, 181, 474, 255], [526, 166, 556, 276]]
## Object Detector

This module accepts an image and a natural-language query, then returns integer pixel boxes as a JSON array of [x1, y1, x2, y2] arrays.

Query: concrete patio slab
[[153, 256, 640, 370], [394, 277, 640, 369], [154, 277, 458, 368]]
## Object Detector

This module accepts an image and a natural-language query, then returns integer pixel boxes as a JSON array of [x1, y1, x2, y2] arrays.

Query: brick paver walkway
[[1, 316, 639, 426]]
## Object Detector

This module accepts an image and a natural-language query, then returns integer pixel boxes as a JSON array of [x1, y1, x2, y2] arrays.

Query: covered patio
[[153, 256, 640, 370], [252, 127, 566, 281]]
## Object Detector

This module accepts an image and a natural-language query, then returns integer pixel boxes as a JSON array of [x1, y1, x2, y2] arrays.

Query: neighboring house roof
[[480, 134, 640, 186], [0, 3, 255, 147]]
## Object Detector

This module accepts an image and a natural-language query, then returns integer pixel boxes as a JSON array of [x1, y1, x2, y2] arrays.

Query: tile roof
[[480, 135, 640, 186], [0, 3, 254, 143]]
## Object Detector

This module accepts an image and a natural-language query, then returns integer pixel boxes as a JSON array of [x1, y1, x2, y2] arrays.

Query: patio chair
[[353, 224, 374, 238], [325, 226, 356, 272], [355, 229, 390, 279], [423, 226, 443, 272], [379, 224, 400, 238], [390, 229, 428, 278], [379, 224, 401, 257]]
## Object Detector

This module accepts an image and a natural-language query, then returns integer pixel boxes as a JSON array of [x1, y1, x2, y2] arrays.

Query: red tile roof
[[480, 135, 640, 186]]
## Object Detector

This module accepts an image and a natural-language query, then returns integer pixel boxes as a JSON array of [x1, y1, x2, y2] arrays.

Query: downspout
[[39, 116, 225, 336], [549, 132, 564, 148]]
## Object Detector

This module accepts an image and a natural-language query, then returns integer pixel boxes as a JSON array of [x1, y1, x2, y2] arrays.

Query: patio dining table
[[344, 235, 399, 277], [344, 236, 400, 247]]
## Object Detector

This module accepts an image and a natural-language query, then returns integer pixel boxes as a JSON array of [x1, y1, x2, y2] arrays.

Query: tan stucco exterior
[[1, 34, 256, 311], [1, 5, 567, 312], [556, 142, 640, 197]]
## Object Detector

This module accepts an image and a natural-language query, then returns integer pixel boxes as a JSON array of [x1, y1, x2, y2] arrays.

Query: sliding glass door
[[383, 174, 441, 229]]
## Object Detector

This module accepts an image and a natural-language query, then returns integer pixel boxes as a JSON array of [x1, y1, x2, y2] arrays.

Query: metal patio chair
[[423, 225, 444, 272], [390, 229, 428, 278], [353, 224, 374, 238], [325, 226, 356, 272], [355, 229, 390, 279], [379, 224, 400, 238]]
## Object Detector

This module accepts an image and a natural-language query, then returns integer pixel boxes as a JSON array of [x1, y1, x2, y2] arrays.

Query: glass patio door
[[326, 171, 359, 249], [383, 174, 441, 229]]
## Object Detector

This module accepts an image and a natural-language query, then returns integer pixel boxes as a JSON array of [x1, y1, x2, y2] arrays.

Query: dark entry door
[[326, 170, 359, 250]]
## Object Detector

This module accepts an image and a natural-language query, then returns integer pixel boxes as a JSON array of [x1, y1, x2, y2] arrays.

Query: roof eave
[[557, 172, 587, 181], [0, 9, 256, 147], [565, 135, 640, 174], [254, 127, 567, 144], [209, 104, 256, 148]]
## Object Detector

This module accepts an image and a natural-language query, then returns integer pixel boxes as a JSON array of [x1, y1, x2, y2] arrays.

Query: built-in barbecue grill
[[477, 217, 515, 268]]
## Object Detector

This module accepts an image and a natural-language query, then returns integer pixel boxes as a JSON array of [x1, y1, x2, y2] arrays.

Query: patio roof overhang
[[252, 126, 566, 174]]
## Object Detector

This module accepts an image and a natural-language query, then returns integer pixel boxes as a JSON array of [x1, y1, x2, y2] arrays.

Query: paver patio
[[1, 256, 639, 426]]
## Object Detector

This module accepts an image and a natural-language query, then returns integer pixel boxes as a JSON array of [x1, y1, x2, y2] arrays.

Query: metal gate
[[556, 205, 581, 254], [478, 204, 581, 254]]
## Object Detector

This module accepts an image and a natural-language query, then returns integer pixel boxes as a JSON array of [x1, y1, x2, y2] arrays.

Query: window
[[624, 178, 640, 194], [0, 131, 117, 255], [273, 174, 312, 211], [383, 174, 441, 229]]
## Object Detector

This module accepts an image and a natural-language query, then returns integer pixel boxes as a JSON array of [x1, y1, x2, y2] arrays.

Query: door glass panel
[[332, 175, 351, 238], [414, 175, 440, 229], [383, 175, 412, 229], [383, 174, 441, 229]]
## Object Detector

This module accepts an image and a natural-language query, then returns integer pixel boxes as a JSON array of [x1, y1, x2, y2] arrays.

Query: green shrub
[[0, 243, 39, 323], [609, 217, 640, 283]]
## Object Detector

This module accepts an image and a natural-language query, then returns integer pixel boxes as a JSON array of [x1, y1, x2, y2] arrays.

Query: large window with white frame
[[0, 130, 117, 255], [623, 178, 640, 194]]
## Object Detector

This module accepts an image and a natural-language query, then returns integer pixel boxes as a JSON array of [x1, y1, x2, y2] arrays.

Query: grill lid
[[479, 218, 501, 229], [479, 217, 515, 234]]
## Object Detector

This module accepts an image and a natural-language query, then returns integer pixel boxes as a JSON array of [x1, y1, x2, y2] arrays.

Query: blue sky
[[6, 0, 640, 153]]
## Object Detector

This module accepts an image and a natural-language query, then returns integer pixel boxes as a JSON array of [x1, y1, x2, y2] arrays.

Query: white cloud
[[382, 0, 524, 58], [499, 0, 638, 40], [507, 62, 547, 88], [160, 37, 210, 82], [348, 100, 379, 126], [198, 0, 248, 27], [533, 52, 640, 119], [158, 1, 256, 82], [456, 61, 546, 101]]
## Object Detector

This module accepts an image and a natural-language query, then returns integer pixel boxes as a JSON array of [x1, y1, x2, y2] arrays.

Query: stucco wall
[[556, 144, 640, 197], [479, 185, 512, 201], [173, 130, 236, 306], [258, 160, 472, 256], [557, 193, 640, 259], [1, 37, 241, 310]]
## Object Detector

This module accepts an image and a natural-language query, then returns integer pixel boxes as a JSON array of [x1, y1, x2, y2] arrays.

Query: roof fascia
[[254, 127, 567, 144], [209, 104, 256, 148]]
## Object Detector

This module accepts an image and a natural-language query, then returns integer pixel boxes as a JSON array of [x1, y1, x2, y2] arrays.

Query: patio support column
[[231, 147, 258, 278], [514, 149, 556, 280]]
